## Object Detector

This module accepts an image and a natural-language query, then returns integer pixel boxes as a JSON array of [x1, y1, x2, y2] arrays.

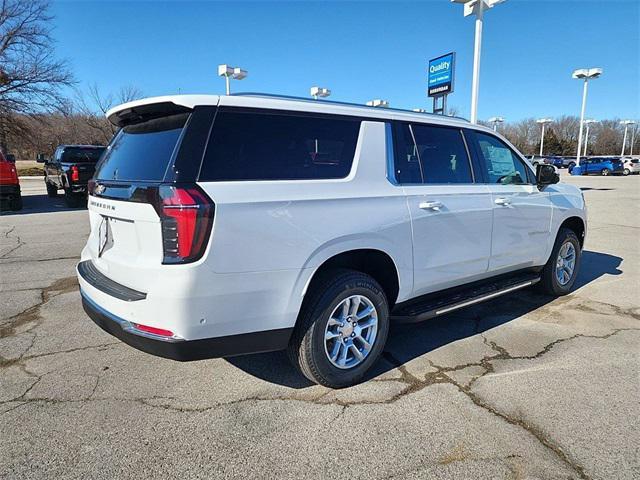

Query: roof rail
[[231, 92, 469, 122]]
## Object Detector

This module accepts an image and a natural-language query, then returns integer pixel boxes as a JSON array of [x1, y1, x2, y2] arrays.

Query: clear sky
[[52, 0, 639, 122]]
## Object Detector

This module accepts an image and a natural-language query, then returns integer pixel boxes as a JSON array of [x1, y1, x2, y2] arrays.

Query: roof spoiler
[[107, 101, 192, 127]]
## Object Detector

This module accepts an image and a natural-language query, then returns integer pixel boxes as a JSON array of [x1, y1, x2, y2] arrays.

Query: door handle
[[494, 197, 511, 206], [419, 201, 443, 210]]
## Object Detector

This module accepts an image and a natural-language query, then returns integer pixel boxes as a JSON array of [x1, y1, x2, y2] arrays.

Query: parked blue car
[[570, 157, 624, 176], [547, 156, 565, 168]]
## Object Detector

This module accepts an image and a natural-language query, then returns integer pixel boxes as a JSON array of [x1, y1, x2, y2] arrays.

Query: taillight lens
[[157, 185, 214, 264], [70, 165, 80, 182]]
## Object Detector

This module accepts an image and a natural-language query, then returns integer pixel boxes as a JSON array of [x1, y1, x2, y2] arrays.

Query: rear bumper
[[81, 290, 293, 361]]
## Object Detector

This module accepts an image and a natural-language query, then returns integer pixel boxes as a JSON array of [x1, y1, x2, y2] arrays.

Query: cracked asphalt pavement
[[1, 175, 639, 480]]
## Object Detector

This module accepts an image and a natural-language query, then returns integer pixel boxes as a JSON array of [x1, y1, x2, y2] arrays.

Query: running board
[[390, 272, 541, 323]]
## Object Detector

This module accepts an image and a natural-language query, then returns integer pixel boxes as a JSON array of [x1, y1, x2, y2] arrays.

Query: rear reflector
[[157, 185, 214, 264], [133, 323, 175, 338]]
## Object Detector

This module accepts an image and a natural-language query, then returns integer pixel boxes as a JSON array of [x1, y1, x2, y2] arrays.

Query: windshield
[[95, 113, 190, 182], [61, 147, 106, 163]]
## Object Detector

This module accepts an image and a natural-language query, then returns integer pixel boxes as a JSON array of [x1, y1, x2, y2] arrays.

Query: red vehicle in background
[[0, 151, 22, 211]]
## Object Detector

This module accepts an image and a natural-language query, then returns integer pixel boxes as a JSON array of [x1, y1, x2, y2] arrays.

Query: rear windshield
[[199, 110, 361, 181], [61, 147, 106, 163], [95, 113, 189, 182]]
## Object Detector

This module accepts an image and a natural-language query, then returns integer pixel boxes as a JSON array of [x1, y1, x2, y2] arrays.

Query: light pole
[[573, 68, 602, 166], [488, 116, 504, 131], [536, 118, 553, 156], [218, 64, 248, 95], [631, 124, 637, 156], [620, 120, 636, 157], [451, 0, 507, 124], [582, 119, 597, 157], [366, 99, 389, 108], [310, 86, 331, 100]]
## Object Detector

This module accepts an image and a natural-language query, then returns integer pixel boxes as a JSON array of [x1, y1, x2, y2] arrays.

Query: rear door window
[[199, 110, 361, 181], [95, 113, 189, 182]]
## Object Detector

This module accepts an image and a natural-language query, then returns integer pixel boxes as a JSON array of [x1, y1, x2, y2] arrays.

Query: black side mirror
[[5, 154, 15, 163], [536, 164, 559, 186], [36, 153, 48, 163]]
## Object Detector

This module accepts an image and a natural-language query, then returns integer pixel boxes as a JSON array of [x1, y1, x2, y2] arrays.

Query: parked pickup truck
[[38, 145, 106, 207], [0, 151, 22, 211], [78, 94, 587, 388]]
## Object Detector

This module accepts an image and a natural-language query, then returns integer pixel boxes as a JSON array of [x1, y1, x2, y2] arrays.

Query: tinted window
[[392, 123, 423, 183], [61, 147, 106, 163], [474, 132, 530, 185], [411, 125, 473, 184], [199, 111, 360, 181], [95, 113, 189, 182]]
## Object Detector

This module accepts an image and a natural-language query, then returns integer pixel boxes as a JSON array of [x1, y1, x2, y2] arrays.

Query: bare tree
[[74, 83, 143, 143], [0, 0, 74, 151]]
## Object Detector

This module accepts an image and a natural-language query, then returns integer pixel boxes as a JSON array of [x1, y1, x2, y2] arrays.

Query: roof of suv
[[106, 93, 473, 128]]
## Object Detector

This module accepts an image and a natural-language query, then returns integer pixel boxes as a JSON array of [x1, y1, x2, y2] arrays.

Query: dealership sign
[[428, 52, 455, 97]]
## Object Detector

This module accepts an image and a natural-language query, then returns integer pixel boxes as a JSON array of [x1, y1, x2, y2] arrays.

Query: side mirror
[[537, 164, 559, 186], [36, 153, 48, 163], [5, 154, 15, 163]]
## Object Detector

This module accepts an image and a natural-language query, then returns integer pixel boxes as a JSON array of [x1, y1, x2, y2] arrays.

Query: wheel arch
[[302, 248, 402, 309], [559, 216, 585, 247]]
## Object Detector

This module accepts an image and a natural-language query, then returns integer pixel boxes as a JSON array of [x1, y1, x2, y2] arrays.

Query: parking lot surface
[[1, 174, 638, 480]]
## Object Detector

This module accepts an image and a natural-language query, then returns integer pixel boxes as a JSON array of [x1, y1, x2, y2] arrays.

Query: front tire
[[288, 269, 389, 388], [623, 168, 630, 176], [539, 228, 581, 296], [601, 168, 610, 176]]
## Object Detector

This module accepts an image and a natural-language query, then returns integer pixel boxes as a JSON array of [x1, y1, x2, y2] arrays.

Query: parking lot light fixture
[[620, 120, 636, 157], [366, 99, 389, 108], [573, 67, 602, 166], [310, 87, 331, 100], [488, 116, 504, 131], [536, 118, 553, 156], [451, 0, 507, 124], [218, 64, 248, 95], [582, 119, 597, 157]]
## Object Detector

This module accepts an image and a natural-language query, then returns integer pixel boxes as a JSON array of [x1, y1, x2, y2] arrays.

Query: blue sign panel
[[428, 52, 455, 97]]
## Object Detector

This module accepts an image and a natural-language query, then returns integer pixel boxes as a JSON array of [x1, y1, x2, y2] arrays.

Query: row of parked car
[[525, 154, 640, 176]]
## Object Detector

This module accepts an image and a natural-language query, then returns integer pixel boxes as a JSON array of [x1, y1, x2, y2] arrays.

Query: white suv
[[78, 94, 587, 388]]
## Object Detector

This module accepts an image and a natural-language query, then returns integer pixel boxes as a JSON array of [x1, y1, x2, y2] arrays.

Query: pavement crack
[[0, 276, 78, 340], [0, 225, 25, 259]]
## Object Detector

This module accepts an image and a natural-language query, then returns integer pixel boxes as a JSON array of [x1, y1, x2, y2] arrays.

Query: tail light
[[157, 185, 214, 264], [70, 165, 80, 182]]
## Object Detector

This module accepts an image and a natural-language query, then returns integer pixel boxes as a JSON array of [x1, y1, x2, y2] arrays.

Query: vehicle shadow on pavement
[[227, 250, 623, 389], [0, 194, 86, 215]]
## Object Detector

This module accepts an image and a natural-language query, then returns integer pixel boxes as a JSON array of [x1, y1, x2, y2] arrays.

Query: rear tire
[[539, 228, 581, 296], [9, 195, 22, 211], [601, 168, 610, 176], [46, 181, 58, 197], [287, 269, 389, 388], [64, 189, 81, 208]]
